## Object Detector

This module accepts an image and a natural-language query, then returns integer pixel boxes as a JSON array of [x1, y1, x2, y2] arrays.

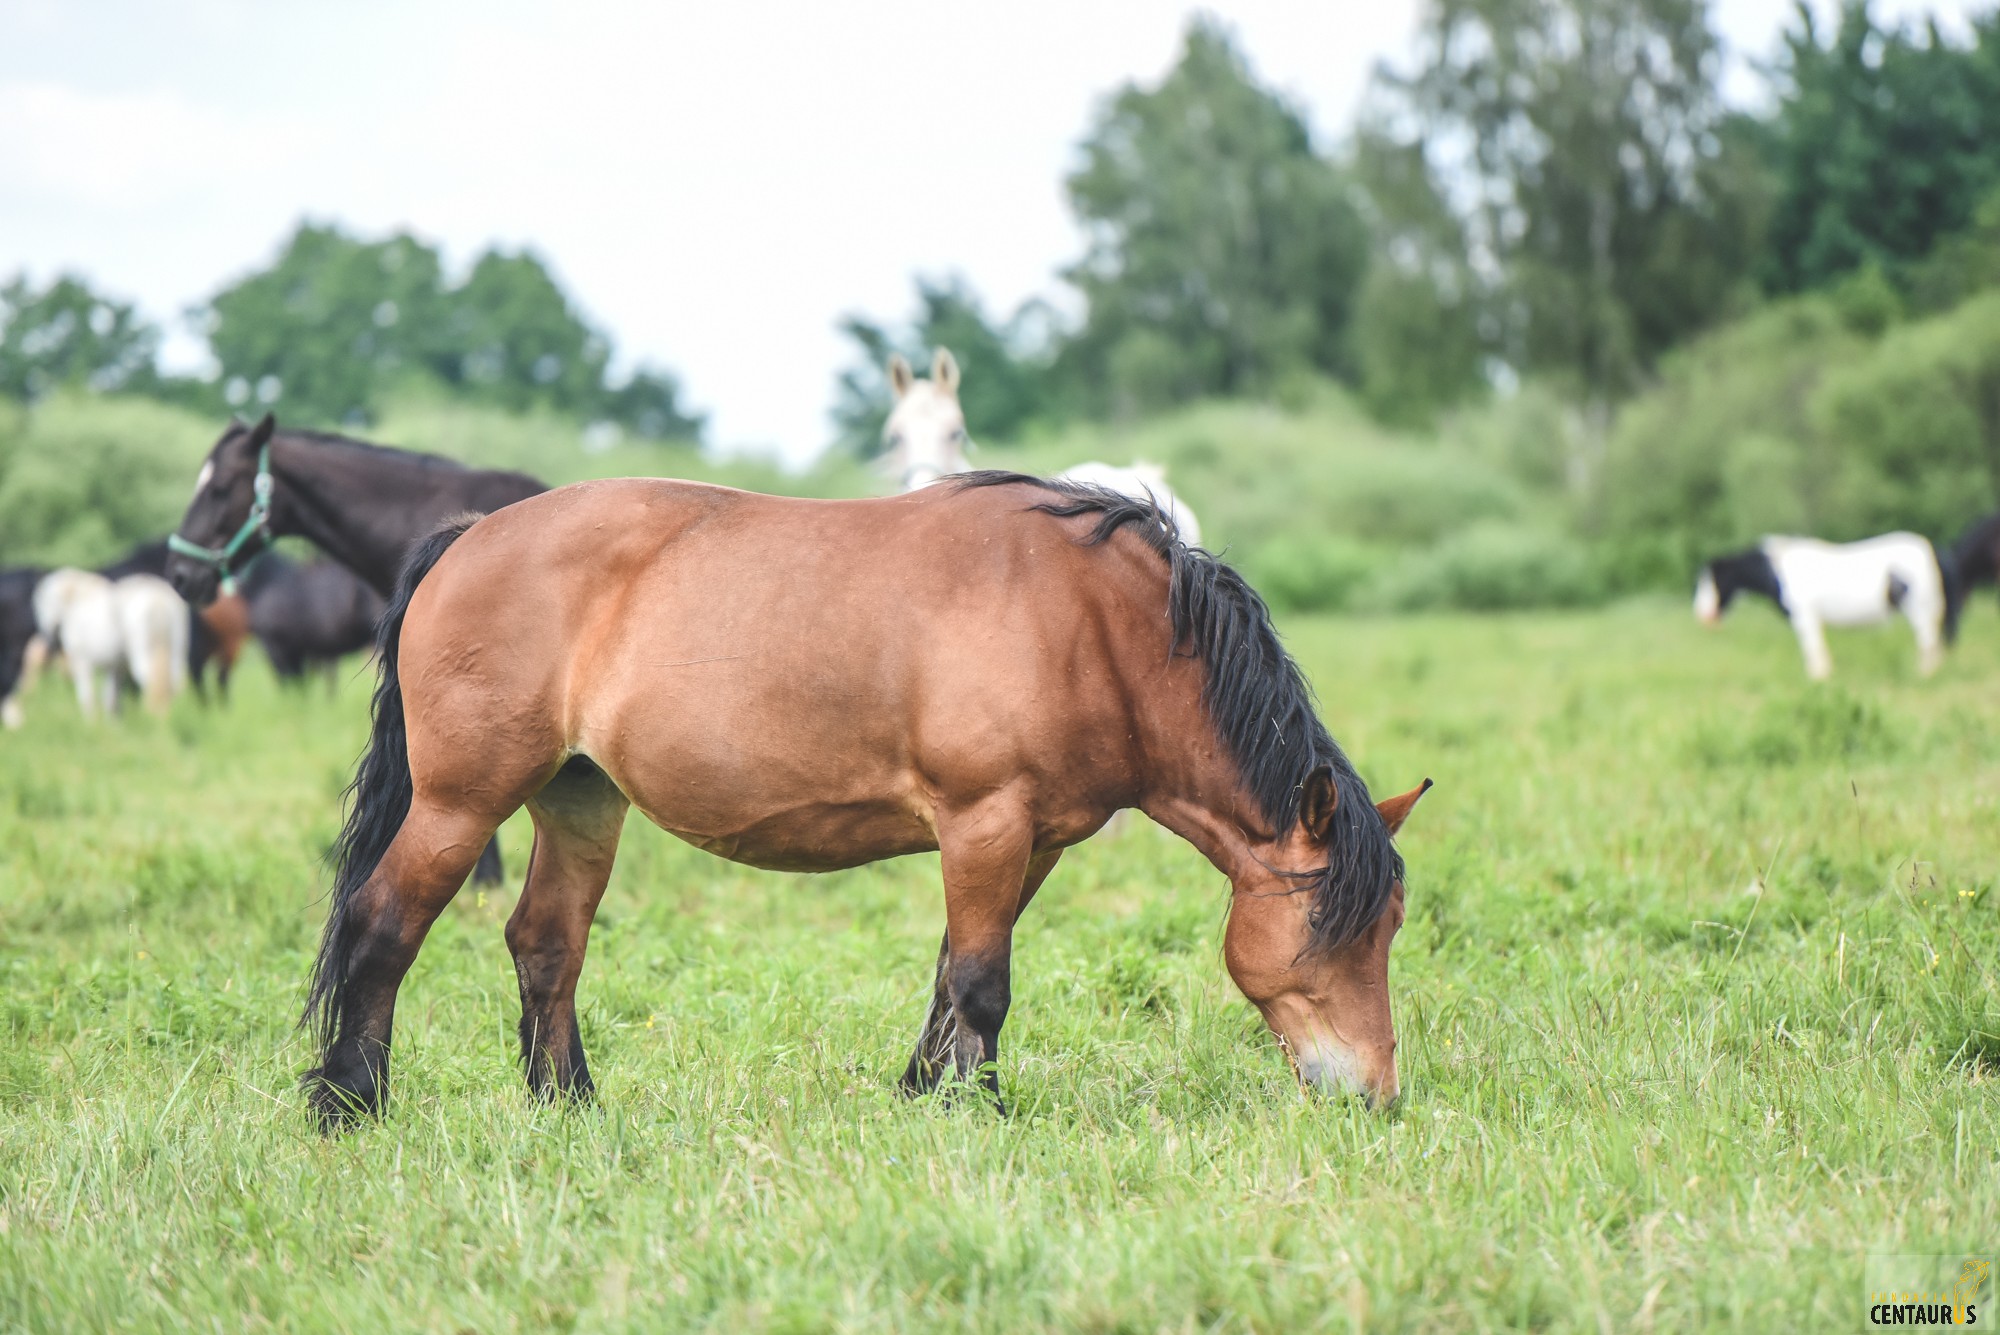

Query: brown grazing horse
[[302, 473, 1428, 1127]]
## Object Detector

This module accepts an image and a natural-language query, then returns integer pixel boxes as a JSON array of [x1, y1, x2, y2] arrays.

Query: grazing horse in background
[[301, 471, 1428, 1128], [32, 570, 189, 717], [1057, 460, 1204, 549], [165, 413, 545, 884], [0, 567, 47, 730], [878, 351, 1206, 545], [100, 539, 250, 701], [882, 350, 970, 490], [1695, 533, 1947, 680], [1942, 510, 2000, 640], [244, 554, 385, 686]]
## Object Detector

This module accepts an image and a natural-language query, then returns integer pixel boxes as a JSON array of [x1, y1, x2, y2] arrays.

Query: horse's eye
[[950, 428, 966, 442], [886, 432, 904, 448]]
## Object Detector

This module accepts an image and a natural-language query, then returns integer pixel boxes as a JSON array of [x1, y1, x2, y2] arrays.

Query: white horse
[[33, 569, 188, 717], [882, 349, 970, 491], [1056, 460, 1204, 549], [880, 350, 1205, 545], [1695, 533, 1946, 680]]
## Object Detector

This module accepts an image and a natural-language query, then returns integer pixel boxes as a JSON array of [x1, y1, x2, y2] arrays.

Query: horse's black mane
[[954, 470, 1402, 955], [219, 420, 490, 476]]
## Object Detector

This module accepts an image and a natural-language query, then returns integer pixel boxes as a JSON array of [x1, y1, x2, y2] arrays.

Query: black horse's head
[[167, 414, 277, 606], [1694, 547, 1785, 624]]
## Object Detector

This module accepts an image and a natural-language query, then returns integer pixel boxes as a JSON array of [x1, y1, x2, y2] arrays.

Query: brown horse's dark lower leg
[[902, 842, 1060, 1106], [508, 760, 626, 1102], [306, 806, 494, 1128]]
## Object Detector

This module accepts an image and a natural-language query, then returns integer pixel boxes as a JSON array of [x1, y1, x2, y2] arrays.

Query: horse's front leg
[[1790, 611, 1833, 680], [902, 832, 1061, 1110]]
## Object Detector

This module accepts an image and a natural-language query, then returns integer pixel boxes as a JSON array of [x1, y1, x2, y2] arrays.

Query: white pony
[[880, 349, 1204, 545], [1056, 460, 1204, 549], [33, 569, 188, 717], [1694, 533, 1946, 680]]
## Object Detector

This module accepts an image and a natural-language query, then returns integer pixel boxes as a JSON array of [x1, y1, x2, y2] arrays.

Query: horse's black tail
[[302, 515, 480, 1050]]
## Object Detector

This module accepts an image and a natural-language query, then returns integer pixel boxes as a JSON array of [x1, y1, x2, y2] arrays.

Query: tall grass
[[1, 603, 1994, 1330]]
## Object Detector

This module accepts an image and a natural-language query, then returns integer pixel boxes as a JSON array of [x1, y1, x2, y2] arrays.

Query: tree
[[1057, 18, 1370, 416], [598, 366, 705, 443], [1347, 130, 1491, 425], [0, 273, 160, 403], [1372, 0, 1765, 471], [201, 222, 703, 441], [832, 276, 1053, 458], [204, 223, 449, 425], [1760, 3, 2000, 294], [431, 248, 606, 416]]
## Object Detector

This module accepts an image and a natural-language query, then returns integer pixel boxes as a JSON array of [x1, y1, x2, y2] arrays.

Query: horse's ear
[[932, 347, 960, 395], [1374, 779, 1432, 836], [1300, 765, 1338, 842], [247, 412, 276, 448], [887, 355, 914, 399]]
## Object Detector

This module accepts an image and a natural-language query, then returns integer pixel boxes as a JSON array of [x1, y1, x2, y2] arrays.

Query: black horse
[[243, 553, 386, 687], [0, 567, 47, 715], [165, 414, 546, 885], [1943, 511, 2000, 641]]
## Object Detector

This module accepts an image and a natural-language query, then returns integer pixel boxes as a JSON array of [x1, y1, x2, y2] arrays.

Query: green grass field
[[1, 603, 1995, 1332]]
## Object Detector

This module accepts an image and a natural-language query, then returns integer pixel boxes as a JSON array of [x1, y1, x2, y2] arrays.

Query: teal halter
[[166, 444, 273, 596]]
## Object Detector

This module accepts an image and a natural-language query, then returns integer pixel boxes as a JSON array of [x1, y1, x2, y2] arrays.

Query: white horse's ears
[[887, 355, 915, 399], [932, 348, 960, 395]]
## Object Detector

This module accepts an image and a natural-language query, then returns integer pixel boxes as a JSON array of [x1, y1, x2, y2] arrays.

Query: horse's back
[[399, 477, 1175, 866], [1764, 532, 1943, 624]]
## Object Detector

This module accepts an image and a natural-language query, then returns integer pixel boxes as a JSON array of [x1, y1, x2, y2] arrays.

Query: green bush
[[1811, 289, 2000, 538], [1354, 521, 1604, 612], [0, 393, 220, 567], [1236, 533, 1387, 612]]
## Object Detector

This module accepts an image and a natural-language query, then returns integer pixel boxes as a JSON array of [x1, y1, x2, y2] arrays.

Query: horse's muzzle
[[1295, 1040, 1399, 1110], [164, 556, 219, 608]]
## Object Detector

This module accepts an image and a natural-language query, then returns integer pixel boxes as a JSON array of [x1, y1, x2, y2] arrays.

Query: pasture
[[1, 602, 1995, 1331]]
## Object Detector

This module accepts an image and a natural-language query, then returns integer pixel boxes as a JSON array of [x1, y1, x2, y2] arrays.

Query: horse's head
[[883, 349, 968, 491], [1694, 547, 1779, 625], [166, 414, 277, 606], [1224, 776, 1429, 1108]]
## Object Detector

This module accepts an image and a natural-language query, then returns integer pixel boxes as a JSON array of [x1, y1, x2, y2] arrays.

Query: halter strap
[[166, 443, 273, 596]]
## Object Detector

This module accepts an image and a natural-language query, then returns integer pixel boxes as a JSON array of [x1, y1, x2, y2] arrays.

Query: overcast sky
[[1, 0, 1983, 464]]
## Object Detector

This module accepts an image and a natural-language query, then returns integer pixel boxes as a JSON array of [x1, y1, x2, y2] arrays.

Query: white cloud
[[0, 81, 302, 210]]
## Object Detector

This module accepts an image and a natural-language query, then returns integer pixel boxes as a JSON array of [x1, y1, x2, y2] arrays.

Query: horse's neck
[[268, 436, 416, 590], [1132, 688, 1276, 886]]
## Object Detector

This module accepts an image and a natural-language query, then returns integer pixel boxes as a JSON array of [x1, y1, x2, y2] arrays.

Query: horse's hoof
[[303, 1070, 384, 1133]]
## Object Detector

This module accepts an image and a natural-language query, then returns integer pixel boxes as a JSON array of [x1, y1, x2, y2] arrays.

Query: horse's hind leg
[[507, 757, 627, 1102], [307, 801, 499, 1125], [901, 841, 1062, 1106]]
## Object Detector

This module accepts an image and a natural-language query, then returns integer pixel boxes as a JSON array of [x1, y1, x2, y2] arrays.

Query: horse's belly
[[641, 794, 937, 873]]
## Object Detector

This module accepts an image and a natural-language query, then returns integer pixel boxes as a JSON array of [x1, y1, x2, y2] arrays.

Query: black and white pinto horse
[[164, 413, 546, 885], [1695, 533, 1947, 679]]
